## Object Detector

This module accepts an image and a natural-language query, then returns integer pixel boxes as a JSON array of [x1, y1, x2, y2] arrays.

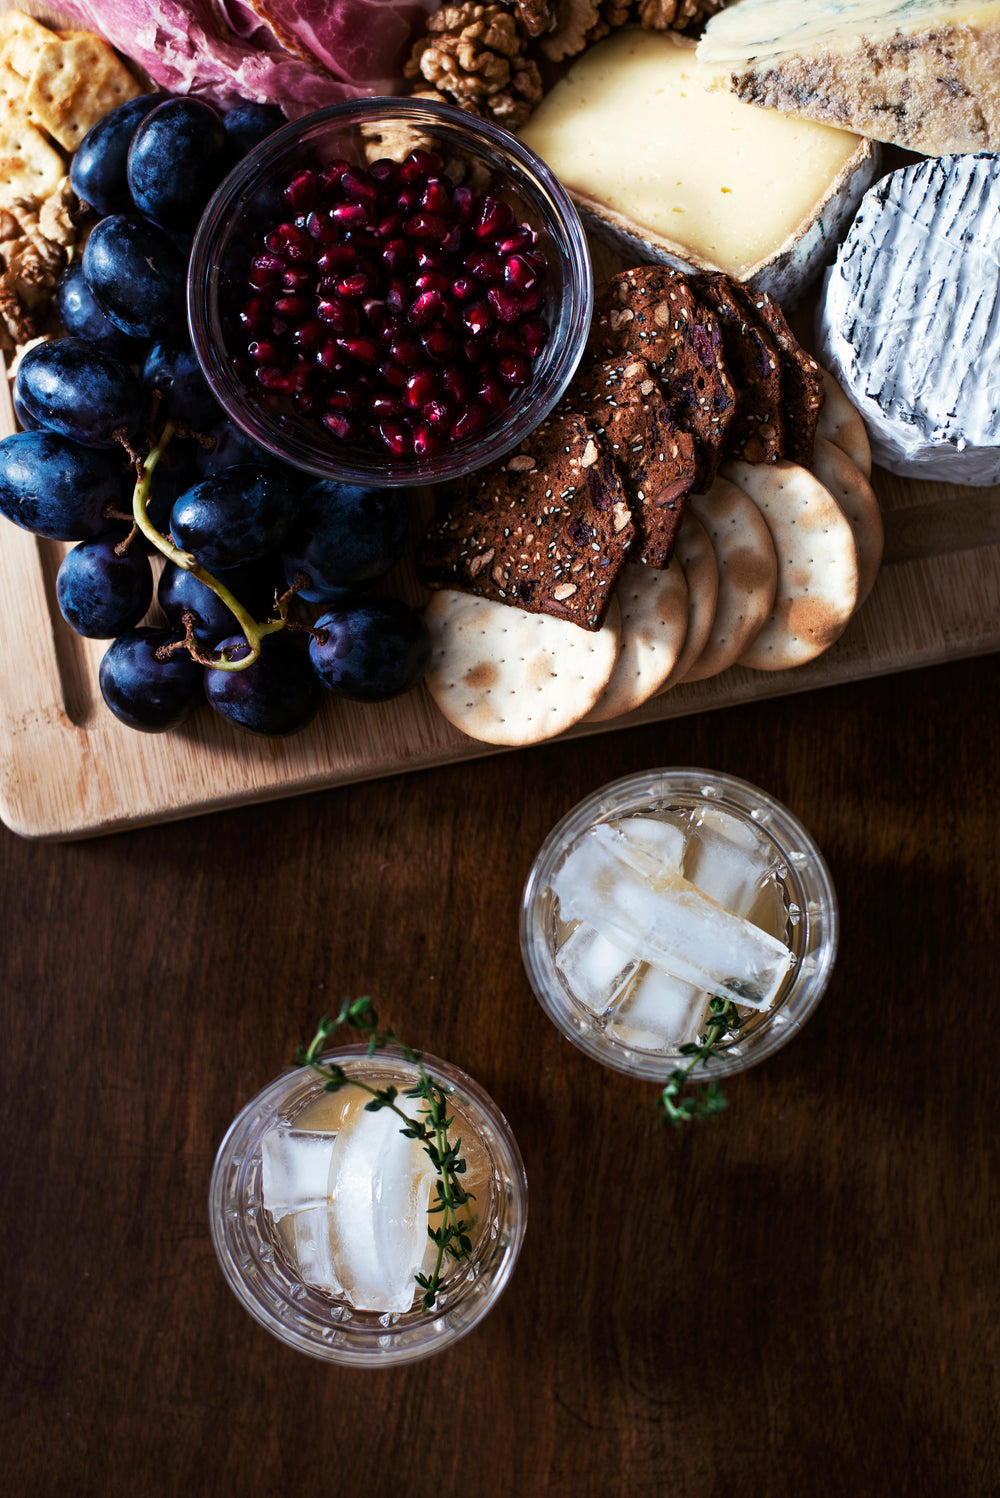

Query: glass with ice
[[210, 1046, 527, 1365], [521, 770, 838, 1081]]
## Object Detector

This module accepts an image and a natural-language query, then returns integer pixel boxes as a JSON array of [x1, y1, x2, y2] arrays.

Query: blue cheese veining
[[816, 154, 1000, 485]]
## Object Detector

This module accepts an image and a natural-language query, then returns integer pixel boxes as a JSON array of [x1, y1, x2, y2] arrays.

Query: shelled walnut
[[638, 0, 726, 32], [403, 3, 543, 128], [0, 180, 89, 357]]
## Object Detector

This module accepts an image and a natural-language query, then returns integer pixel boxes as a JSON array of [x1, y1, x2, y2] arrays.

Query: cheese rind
[[698, 0, 1000, 155], [519, 29, 876, 302], [816, 154, 1000, 485]]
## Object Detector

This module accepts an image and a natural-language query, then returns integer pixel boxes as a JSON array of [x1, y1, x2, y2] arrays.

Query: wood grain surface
[[3, 653, 999, 1497]]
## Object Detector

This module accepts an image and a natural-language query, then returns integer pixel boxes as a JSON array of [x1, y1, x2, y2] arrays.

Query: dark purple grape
[[204, 633, 321, 737], [99, 627, 204, 732], [308, 598, 431, 702], [141, 343, 219, 429], [127, 97, 229, 231], [82, 214, 188, 341], [157, 556, 279, 644], [169, 464, 300, 570], [0, 430, 129, 539], [69, 94, 161, 215], [56, 533, 153, 638], [56, 260, 147, 360], [144, 443, 202, 538], [195, 419, 276, 477], [280, 480, 409, 604], [223, 101, 285, 162], [13, 339, 142, 449]]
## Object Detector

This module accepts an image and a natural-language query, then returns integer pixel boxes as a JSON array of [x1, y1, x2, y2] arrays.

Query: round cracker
[[681, 477, 778, 683], [655, 511, 719, 695], [722, 459, 859, 672], [423, 590, 622, 746], [809, 436, 884, 606], [582, 558, 688, 723], [817, 368, 872, 479]]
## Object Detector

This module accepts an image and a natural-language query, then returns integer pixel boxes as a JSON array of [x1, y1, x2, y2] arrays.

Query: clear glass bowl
[[520, 769, 839, 1081], [187, 97, 593, 486], [209, 1045, 528, 1366]]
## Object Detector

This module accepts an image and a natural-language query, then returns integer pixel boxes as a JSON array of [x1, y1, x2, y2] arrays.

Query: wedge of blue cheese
[[519, 28, 876, 303], [816, 154, 1000, 485], [697, 0, 1000, 155]]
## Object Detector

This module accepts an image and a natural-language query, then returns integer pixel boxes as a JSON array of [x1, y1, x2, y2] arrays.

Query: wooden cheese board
[[1, 3, 999, 840]]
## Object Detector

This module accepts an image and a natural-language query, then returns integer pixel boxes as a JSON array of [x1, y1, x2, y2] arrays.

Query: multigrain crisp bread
[[809, 436, 883, 606], [732, 284, 825, 467], [682, 477, 778, 683], [723, 458, 858, 670], [562, 355, 696, 568], [692, 271, 784, 466], [423, 589, 622, 745], [418, 411, 635, 631], [589, 265, 737, 494]]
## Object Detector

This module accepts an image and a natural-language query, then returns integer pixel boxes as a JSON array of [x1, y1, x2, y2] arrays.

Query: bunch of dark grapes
[[0, 95, 431, 738]]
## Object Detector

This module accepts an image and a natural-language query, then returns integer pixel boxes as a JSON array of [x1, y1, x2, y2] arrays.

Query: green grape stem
[[132, 422, 287, 673]]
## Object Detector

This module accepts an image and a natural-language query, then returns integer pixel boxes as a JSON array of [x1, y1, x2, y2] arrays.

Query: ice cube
[[261, 1128, 336, 1222], [607, 964, 709, 1051], [610, 813, 688, 866], [286, 1205, 342, 1294], [555, 921, 638, 1015], [327, 1095, 437, 1314], [683, 807, 781, 917], [550, 823, 793, 1009]]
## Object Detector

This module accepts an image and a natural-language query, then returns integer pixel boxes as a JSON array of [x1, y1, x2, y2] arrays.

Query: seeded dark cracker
[[589, 266, 737, 493], [731, 283, 825, 467], [563, 355, 696, 568], [692, 272, 784, 466], [418, 412, 634, 631]]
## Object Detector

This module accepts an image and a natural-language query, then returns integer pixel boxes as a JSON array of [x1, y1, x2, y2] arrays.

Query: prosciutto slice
[[53, 0, 436, 116]]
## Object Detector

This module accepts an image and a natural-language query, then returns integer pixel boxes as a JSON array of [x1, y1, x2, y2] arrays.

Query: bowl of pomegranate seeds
[[187, 97, 593, 485]]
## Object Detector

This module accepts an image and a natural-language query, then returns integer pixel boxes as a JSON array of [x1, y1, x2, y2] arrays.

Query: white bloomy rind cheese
[[816, 154, 1000, 486], [697, 0, 1000, 156], [519, 29, 876, 302]]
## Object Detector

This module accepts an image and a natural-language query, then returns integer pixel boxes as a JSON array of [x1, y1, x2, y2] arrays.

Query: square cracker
[[0, 11, 55, 81], [25, 34, 141, 152], [0, 60, 65, 207]]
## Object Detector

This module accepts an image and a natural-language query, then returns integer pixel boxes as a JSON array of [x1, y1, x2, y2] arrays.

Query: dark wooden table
[[3, 654, 998, 1498]]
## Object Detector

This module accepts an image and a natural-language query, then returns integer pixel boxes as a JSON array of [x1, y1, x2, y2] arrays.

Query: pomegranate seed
[[315, 341, 349, 374], [337, 335, 380, 364], [451, 275, 477, 303], [370, 394, 405, 417], [519, 289, 544, 316], [282, 266, 314, 292], [402, 148, 443, 180], [294, 390, 320, 416], [404, 211, 448, 242], [364, 301, 392, 339], [341, 168, 378, 200], [453, 186, 474, 218], [525, 250, 548, 281], [477, 373, 509, 412], [305, 210, 338, 243], [369, 158, 402, 187], [421, 397, 454, 429], [396, 185, 421, 212], [405, 368, 439, 408], [293, 320, 327, 352], [248, 264, 281, 291], [317, 298, 359, 334], [498, 225, 534, 255], [337, 268, 378, 299], [273, 293, 312, 320], [491, 326, 522, 355], [326, 384, 370, 411], [467, 250, 503, 284], [248, 339, 281, 365], [519, 316, 549, 357], [380, 361, 410, 390], [415, 247, 451, 274], [451, 401, 489, 441], [389, 336, 423, 369], [474, 196, 515, 242], [498, 352, 532, 386], [385, 277, 408, 313], [441, 222, 464, 255], [270, 316, 289, 338], [415, 271, 450, 295], [503, 253, 537, 293], [283, 170, 317, 212], [422, 326, 456, 362], [441, 365, 468, 404], [255, 366, 297, 394], [487, 285, 522, 324], [239, 297, 269, 333], [321, 411, 361, 441], [332, 200, 372, 228], [412, 423, 440, 456], [375, 211, 404, 239], [462, 300, 492, 336], [382, 237, 410, 272], [420, 179, 452, 213], [252, 251, 286, 276], [317, 243, 357, 272], [408, 289, 444, 327], [375, 417, 411, 455], [264, 222, 312, 260]]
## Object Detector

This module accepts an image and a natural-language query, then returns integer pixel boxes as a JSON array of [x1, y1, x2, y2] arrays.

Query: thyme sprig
[[295, 997, 475, 1311], [658, 996, 744, 1126]]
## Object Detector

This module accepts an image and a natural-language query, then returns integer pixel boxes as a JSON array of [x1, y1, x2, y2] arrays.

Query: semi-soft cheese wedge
[[697, 0, 1000, 155], [520, 29, 875, 301]]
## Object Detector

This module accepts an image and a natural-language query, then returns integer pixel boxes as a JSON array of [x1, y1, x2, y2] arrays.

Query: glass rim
[[209, 1043, 528, 1367], [186, 95, 594, 487], [520, 767, 840, 1082]]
